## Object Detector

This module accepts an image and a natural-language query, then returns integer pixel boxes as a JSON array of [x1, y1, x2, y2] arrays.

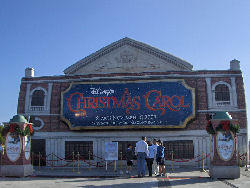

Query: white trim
[[231, 77, 238, 108], [24, 84, 31, 113], [19, 113, 60, 116], [21, 73, 242, 84], [33, 130, 210, 138], [47, 83, 53, 112], [30, 87, 47, 96], [197, 109, 246, 112], [205, 77, 212, 108], [32, 129, 247, 138], [20, 108, 247, 116]]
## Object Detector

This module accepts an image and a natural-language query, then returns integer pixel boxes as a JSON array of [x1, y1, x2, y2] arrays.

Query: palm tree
[[0, 124, 5, 146]]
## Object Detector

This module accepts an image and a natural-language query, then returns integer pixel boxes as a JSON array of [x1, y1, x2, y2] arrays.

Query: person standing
[[152, 139, 159, 175], [0, 145, 2, 167], [146, 141, 154, 177], [0, 144, 2, 157], [135, 136, 148, 178], [156, 140, 165, 176], [125, 144, 134, 174]]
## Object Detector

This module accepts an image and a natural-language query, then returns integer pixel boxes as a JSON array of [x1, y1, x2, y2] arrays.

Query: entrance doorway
[[31, 139, 46, 166]]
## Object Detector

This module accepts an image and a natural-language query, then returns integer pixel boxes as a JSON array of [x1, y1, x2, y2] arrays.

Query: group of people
[[125, 136, 165, 178]]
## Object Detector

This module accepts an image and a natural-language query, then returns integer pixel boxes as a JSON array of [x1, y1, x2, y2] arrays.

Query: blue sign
[[61, 80, 195, 129]]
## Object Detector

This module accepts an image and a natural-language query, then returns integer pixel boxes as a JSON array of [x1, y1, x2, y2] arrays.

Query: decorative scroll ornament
[[115, 50, 137, 64]]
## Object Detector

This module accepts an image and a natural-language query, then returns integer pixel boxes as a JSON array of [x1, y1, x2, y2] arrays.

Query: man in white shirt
[[135, 136, 149, 177], [152, 139, 159, 175]]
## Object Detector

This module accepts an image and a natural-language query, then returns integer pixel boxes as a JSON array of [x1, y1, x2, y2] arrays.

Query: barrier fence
[[30, 151, 212, 172], [0, 150, 249, 173], [238, 152, 250, 171]]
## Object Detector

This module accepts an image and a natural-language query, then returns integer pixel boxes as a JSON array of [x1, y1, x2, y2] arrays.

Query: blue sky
[[0, 0, 250, 138]]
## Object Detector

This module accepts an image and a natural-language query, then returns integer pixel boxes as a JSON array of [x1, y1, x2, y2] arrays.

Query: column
[[205, 78, 212, 109], [24, 84, 31, 113]]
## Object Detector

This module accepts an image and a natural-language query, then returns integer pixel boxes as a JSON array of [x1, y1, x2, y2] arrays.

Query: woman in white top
[[146, 141, 155, 177], [152, 139, 159, 175]]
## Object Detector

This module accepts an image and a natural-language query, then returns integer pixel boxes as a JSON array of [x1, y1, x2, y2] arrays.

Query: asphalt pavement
[[0, 167, 250, 188]]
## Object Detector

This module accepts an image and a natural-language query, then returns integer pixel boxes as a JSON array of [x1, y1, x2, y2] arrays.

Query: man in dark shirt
[[125, 144, 134, 174]]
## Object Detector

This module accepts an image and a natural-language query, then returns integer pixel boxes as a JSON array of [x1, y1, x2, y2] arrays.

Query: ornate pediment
[[64, 37, 193, 75]]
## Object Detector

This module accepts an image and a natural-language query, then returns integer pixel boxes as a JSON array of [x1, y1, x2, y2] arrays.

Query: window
[[113, 141, 137, 160], [163, 140, 194, 159], [211, 82, 233, 107], [26, 85, 52, 114], [29, 87, 48, 112], [215, 84, 230, 101], [65, 141, 93, 160], [31, 90, 45, 106]]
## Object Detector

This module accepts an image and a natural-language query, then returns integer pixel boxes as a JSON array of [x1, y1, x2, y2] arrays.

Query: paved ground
[[0, 167, 250, 188]]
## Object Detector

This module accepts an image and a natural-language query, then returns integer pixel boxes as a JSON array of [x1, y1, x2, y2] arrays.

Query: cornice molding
[[21, 73, 242, 84]]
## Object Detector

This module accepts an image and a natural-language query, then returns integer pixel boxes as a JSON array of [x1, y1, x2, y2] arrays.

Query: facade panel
[[17, 38, 248, 167]]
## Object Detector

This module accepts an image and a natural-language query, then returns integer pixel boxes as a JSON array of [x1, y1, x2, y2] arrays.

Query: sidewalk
[[33, 166, 211, 178], [1, 166, 250, 188]]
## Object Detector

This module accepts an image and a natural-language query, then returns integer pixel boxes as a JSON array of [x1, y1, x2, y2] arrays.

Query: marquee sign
[[61, 80, 195, 130]]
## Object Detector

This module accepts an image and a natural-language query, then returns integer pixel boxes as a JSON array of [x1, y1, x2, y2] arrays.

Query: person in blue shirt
[[156, 140, 165, 176], [146, 141, 154, 176]]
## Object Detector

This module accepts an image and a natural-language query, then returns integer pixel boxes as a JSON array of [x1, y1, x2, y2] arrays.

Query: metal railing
[[29, 106, 45, 111]]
